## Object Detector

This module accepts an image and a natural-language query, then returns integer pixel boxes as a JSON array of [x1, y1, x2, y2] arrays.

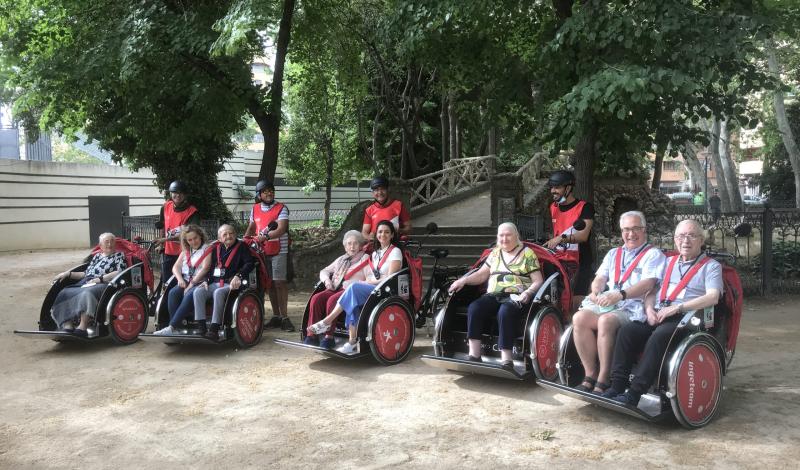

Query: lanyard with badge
[[659, 255, 711, 306], [215, 242, 241, 287], [369, 246, 395, 280], [184, 247, 211, 281], [613, 243, 652, 289]]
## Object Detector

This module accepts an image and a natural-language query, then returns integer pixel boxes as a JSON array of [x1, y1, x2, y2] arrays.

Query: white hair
[[98, 232, 115, 242], [619, 211, 646, 228], [342, 230, 364, 246], [675, 219, 705, 240], [497, 222, 521, 242], [218, 224, 236, 236]]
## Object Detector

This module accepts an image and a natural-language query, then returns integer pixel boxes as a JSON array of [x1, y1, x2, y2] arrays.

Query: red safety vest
[[550, 200, 586, 263], [363, 200, 409, 234], [252, 201, 285, 256], [163, 201, 198, 256]]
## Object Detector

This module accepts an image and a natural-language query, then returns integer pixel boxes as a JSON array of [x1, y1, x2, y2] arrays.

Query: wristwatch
[[619, 289, 627, 300]]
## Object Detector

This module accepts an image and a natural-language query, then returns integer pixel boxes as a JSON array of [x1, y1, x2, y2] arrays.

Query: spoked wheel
[[669, 334, 724, 429], [233, 290, 264, 348], [108, 288, 149, 345], [417, 288, 447, 337], [529, 306, 563, 381], [369, 297, 415, 365]]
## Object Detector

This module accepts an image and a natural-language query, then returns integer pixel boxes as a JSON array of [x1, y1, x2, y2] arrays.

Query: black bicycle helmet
[[370, 176, 389, 190], [547, 170, 575, 187], [255, 179, 275, 193], [168, 180, 188, 193]]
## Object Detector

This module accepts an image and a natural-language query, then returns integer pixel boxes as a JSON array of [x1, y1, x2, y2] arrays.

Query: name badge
[[214, 268, 225, 278], [373, 269, 381, 280]]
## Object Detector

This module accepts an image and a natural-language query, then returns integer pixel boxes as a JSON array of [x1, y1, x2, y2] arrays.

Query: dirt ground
[[1, 249, 798, 469]]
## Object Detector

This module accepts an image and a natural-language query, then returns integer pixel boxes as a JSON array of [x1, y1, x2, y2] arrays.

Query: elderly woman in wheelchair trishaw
[[421, 222, 573, 380], [537, 219, 745, 429], [141, 224, 269, 348], [14, 232, 153, 344], [276, 219, 425, 365]]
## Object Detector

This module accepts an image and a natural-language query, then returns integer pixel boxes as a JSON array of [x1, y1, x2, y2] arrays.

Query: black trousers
[[609, 316, 681, 394]]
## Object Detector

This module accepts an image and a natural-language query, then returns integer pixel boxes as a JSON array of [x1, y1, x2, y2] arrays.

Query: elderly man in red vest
[[244, 179, 293, 332], [544, 170, 594, 301], [154, 181, 200, 322]]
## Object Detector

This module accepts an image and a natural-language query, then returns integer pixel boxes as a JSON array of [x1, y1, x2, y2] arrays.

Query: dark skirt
[[50, 282, 107, 328]]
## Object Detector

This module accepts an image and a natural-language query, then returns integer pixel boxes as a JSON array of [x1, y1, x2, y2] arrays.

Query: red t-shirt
[[363, 199, 410, 234]]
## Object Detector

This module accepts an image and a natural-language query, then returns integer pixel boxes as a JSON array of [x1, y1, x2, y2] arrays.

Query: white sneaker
[[307, 320, 331, 335], [337, 341, 358, 354], [154, 325, 177, 336]]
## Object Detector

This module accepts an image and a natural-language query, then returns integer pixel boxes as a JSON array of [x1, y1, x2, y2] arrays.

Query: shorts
[[579, 299, 632, 327], [265, 252, 288, 281]]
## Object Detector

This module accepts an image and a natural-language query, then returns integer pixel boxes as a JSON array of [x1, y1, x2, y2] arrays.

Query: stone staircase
[[410, 225, 497, 282]]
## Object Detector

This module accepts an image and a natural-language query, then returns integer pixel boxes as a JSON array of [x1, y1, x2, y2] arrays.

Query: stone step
[[411, 225, 497, 236]]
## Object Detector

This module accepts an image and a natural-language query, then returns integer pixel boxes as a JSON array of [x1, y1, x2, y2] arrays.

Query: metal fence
[[596, 208, 800, 297]]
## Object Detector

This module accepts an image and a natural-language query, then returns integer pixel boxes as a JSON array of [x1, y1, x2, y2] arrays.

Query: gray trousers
[[193, 282, 233, 325]]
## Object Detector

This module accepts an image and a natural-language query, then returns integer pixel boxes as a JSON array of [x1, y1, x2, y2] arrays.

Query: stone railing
[[407, 155, 496, 210]]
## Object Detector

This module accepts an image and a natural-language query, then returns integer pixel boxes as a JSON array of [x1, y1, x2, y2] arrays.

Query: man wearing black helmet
[[545, 170, 594, 300], [361, 176, 411, 241], [155, 181, 200, 300], [244, 179, 294, 331]]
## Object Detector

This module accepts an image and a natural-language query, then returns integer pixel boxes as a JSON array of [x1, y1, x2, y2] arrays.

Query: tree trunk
[[440, 96, 449, 165], [372, 104, 383, 174], [719, 120, 743, 211], [486, 126, 497, 156], [448, 94, 459, 160], [682, 141, 705, 192], [768, 44, 800, 208], [258, 0, 296, 182], [573, 122, 598, 202], [651, 142, 666, 190], [323, 137, 334, 228], [709, 120, 732, 211]]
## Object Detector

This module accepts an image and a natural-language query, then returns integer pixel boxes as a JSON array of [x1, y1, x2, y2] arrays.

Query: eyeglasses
[[674, 233, 701, 241], [621, 226, 644, 233]]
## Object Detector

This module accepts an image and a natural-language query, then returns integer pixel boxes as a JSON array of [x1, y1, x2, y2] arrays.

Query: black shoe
[[500, 360, 515, 371], [609, 391, 641, 407], [280, 317, 295, 332], [72, 328, 88, 338], [466, 355, 482, 363], [265, 315, 282, 329], [204, 324, 220, 341]]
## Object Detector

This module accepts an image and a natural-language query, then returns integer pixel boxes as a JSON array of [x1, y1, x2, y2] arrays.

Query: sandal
[[592, 381, 611, 395], [574, 376, 597, 392]]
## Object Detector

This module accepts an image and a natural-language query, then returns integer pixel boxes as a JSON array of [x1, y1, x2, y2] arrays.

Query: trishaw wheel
[[670, 335, 723, 429], [530, 307, 563, 381], [233, 291, 264, 348], [108, 288, 148, 345], [369, 298, 415, 365]]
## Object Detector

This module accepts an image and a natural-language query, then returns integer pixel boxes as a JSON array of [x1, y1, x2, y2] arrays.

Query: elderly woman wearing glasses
[[304, 230, 371, 349]]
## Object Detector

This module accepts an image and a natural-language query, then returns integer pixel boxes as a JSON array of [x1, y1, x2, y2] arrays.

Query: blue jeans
[[168, 284, 203, 327], [337, 282, 375, 327]]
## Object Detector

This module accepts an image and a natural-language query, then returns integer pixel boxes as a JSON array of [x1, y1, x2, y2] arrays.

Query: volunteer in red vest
[[155, 180, 200, 292], [603, 219, 722, 406], [544, 170, 594, 297], [361, 176, 411, 240], [244, 179, 293, 332], [571, 211, 665, 394]]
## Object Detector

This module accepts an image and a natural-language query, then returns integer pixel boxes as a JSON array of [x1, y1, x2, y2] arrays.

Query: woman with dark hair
[[51, 232, 127, 337], [307, 220, 402, 353]]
